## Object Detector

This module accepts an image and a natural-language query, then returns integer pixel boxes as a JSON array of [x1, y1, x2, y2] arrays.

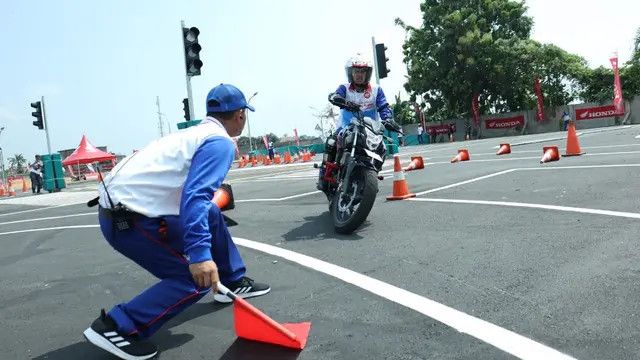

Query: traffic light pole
[[181, 20, 195, 121], [371, 36, 380, 85], [42, 96, 52, 155]]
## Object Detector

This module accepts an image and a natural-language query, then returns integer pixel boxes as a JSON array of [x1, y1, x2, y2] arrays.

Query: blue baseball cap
[[206, 83, 255, 113]]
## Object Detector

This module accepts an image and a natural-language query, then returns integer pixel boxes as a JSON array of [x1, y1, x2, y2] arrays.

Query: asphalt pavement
[[1, 125, 639, 359]]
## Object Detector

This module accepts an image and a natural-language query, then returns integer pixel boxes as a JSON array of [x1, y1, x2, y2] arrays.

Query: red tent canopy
[[62, 135, 116, 166]]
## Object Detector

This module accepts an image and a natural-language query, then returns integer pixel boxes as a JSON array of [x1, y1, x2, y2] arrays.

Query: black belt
[[98, 206, 148, 220]]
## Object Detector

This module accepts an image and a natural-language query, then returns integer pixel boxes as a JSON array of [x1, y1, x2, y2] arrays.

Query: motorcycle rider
[[317, 53, 395, 191]]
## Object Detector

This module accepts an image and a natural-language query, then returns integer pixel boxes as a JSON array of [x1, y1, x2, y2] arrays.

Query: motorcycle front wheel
[[331, 167, 378, 234]]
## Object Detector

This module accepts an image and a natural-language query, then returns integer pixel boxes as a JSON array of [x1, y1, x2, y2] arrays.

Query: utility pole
[[41, 96, 52, 155], [371, 36, 380, 85], [156, 96, 164, 137]]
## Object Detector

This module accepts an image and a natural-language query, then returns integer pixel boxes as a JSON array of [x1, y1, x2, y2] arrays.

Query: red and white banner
[[262, 135, 269, 149], [610, 55, 625, 115], [471, 94, 480, 126], [485, 115, 525, 129], [293, 128, 300, 146], [575, 104, 619, 120], [426, 124, 455, 135], [534, 77, 545, 122]]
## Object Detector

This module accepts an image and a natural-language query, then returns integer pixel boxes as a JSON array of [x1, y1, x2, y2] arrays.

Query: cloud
[[0, 106, 18, 123]]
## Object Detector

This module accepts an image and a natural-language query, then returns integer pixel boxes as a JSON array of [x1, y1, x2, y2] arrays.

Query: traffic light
[[31, 101, 44, 130], [182, 26, 203, 76], [374, 43, 390, 79], [182, 98, 190, 121]]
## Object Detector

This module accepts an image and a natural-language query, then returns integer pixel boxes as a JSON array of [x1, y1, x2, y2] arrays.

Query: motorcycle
[[315, 95, 403, 234]]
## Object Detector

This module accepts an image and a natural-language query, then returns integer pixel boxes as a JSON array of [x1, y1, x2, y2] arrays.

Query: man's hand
[[189, 260, 219, 291]]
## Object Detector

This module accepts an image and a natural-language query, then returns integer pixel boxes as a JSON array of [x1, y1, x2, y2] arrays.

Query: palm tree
[[8, 154, 27, 175]]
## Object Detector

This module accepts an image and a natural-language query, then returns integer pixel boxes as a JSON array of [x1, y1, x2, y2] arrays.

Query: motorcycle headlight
[[365, 128, 383, 150]]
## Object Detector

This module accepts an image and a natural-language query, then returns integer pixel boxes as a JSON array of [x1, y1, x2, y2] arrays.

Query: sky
[[0, 0, 638, 161]]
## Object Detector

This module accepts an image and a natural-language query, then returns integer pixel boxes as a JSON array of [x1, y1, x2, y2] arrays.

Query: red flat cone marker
[[219, 284, 311, 350]]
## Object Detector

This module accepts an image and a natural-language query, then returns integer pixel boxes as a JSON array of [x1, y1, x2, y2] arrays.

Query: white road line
[[0, 202, 88, 218], [439, 143, 640, 159], [236, 190, 322, 203], [635, 135, 640, 139], [408, 198, 640, 220], [414, 169, 518, 196], [414, 164, 640, 197], [0, 225, 99, 236], [0, 222, 575, 359], [0, 212, 96, 226], [518, 163, 640, 171], [232, 237, 575, 360], [585, 150, 640, 156]]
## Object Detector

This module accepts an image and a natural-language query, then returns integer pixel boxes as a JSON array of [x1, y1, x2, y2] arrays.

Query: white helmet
[[345, 53, 373, 84]]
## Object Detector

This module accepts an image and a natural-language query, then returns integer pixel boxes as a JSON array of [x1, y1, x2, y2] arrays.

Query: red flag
[[293, 128, 300, 146], [231, 137, 240, 156], [610, 55, 625, 115], [262, 135, 269, 150], [471, 94, 480, 127], [414, 103, 426, 131], [534, 77, 545, 122]]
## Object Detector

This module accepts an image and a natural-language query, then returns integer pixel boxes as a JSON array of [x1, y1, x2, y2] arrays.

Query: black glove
[[383, 119, 402, 134], [328, 93, 346, 106]]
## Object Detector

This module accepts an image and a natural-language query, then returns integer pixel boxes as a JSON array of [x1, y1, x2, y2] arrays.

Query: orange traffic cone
[[563, 122, 584, 157], [217, 283, 311, 350], [212, 183, 235, 211], [451, 149, 470, 163], [0, 185, 5, 196], [540, 146, 560, 164], [284, 152, 292, 164], [386, 155, 416, 200], [404, 156, 424, 172], [22, 179, 29, 193], [274, 154, 281, 164], [496, 143, 511, 155]]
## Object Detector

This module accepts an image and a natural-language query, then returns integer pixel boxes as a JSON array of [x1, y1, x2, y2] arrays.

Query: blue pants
[[98, 205, 246, 338]]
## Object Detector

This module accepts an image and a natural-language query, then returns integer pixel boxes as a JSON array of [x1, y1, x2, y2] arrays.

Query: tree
[[620, 27, 640, 98], [396, 0, 588, 117], [8, 154, 27, 175], [580, 66, 615, 104], [391, 93, 417, 125]]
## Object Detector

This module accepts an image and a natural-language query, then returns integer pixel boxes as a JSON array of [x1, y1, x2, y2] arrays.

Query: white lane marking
[[414, 169, 518, 196], [585, 150, 640, 156], [0, 224, 575, 358], [0, 202, 88, 218], [229, 162, 315, 173], [635, 135, 640, 139], [0, 225, 99, 236], [232, 237, 575, 360], [236, 190, 322, 203], [408, 198, 640, 220], [518, 163, 640, 171], [444, 143, 640, 159], [416, 163, 640, 196], [0, 212, 96, 226]]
